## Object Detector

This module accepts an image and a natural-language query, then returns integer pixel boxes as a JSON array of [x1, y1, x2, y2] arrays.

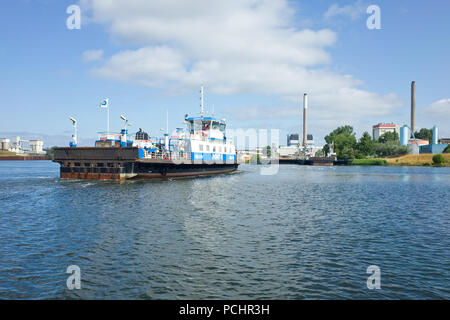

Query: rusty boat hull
[[53, 147, 238, 180]]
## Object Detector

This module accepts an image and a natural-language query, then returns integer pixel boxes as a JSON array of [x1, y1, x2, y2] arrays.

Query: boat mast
[[166, 108, 169, 133]]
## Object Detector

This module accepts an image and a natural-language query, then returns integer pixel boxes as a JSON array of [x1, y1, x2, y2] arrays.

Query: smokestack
[[411, 81, 416, 135], [303, 93, 308, 147]]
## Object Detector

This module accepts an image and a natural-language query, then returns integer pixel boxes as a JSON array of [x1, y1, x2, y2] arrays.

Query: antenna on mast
[[200, 85, 204, 117], [166, 108, 169, 133], [69, 117, 77, 147]]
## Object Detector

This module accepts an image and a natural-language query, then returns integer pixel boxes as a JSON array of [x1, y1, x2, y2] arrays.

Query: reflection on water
[[0, 161, 449, 299]]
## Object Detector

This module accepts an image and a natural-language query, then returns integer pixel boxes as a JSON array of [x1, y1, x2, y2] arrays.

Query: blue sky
[[0, 0, 449, 147]]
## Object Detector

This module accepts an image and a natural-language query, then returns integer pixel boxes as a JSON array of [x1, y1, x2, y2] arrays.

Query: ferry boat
[[53, 88, 238, 180]]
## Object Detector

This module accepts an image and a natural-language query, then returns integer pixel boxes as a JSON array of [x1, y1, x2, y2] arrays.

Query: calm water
[[0, 161, 448, 299]]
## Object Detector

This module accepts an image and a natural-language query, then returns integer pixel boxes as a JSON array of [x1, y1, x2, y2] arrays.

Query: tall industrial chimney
[[411, 81, 416, 135], [303, 93, 308, 147]]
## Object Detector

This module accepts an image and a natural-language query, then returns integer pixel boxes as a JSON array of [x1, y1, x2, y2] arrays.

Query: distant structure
[[411, 81, 416, 134], [419, 126, 448, 154], [400, 125, 409, 146], [0, 138, 10, 151], [401, 125, 448, 154], [280, 133, 317, 157], [9, 136, 24, 154], [286, 134, 299, 146], [305, 134, 314, 147], [303, 93, 308, 147], [0, 136, 45, 155], [237, 149, 261, 163], [280, 135, 299, 157], [378, 82, 448, 155], [408, 139, 429, 146], [29, 140, 45, 154], [432, 125, 438, 145], [372, 123, 400, 141], [279, 93, 323, 158]]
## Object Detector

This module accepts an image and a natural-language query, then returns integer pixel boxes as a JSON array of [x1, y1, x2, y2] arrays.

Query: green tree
[[264, 146, 271, 157], [323, 126, 357, 160], [414, 128, 433, 144], [374, 142, 408, 157], [378, 131, 399, 144], [340, 145, 355, 160], [357, 132, 375, 157]]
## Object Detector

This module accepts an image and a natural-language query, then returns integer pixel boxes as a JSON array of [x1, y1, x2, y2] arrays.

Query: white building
[[29, 140, 45, 154], [237, 149, 261, 163], [279, 145, 299, 157], [372, 123, 400, 141], [0, 138, 10, 151]]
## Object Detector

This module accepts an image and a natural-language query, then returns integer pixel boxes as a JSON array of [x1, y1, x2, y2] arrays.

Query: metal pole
[[75, 122, 77, 145], [411, 81, 415, 135], [107, 105, 110, 134], [200, 86, 204, 117], [303, 93, 308, 147]]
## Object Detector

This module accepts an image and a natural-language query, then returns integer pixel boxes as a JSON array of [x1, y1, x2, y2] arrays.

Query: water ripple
[[0, 162, 448, 299]]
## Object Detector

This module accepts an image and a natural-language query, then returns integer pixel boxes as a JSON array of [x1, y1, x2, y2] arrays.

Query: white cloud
[[324, 1, 367, 21], [82, 49, 104, 62], [421, 99, 450, 117], [419, 99, 450, 137], [80, 0, 401, 125], [226, 105, 301, 120]]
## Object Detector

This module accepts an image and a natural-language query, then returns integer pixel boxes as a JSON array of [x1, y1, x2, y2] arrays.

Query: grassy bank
[[0, 151, 17, 157], [384, 154, 450, 167], [350, 159, 388, 166]]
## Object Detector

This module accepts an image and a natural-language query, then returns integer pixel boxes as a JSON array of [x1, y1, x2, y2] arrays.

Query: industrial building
[[376, 82, 449, 155], [279, 93, 322, 158], [408, 139, 429, 146], [286, 134, 299, 146], [278, 145, 299, 157], [401, 126, 448, 155], [0, 136, 45, 155], [0, 138, 10, 151], [372, 123, 401, 141], [399, 84, 449, 155], [29, 140, 45, 154]]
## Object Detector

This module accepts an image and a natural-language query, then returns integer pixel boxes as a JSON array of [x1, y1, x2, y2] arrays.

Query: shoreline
[[0, 156, 50, 161]]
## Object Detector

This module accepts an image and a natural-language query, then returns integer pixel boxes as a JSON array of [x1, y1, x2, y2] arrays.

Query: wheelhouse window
[[202, 121, 211, 131], [193, 120, 202, 132], [219, 123, 226, 131], [212, 121, 220, 130]]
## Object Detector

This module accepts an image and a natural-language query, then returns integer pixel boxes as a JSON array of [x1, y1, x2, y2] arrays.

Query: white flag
[[99, 98, 109, 108]]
